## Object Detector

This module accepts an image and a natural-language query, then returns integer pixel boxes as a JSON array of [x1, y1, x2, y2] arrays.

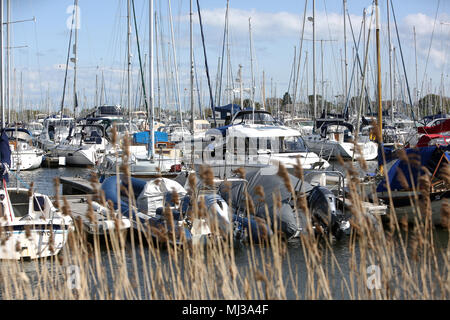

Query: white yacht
[[53, 124, 107, 166], [202, 109, 330, 177], [304, 119, 378, 161], [5, 128, 44, 171], [38, 115, 75, 152]]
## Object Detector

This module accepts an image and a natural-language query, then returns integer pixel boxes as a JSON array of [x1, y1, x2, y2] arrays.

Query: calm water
[[3, 163, 449, 299]]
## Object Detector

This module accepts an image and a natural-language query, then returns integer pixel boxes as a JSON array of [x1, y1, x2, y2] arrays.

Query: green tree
[[282, 92, 292, 107]]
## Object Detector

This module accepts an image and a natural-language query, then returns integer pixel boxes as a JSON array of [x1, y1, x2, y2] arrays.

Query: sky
[[8, 0, 450, 114]]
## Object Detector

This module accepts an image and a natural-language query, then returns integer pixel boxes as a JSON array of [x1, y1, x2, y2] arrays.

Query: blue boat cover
[[214, 104, 242, 120], [133, 131, 168, 145], [0, 129, 11, 182], [377, 145, 450, 192]]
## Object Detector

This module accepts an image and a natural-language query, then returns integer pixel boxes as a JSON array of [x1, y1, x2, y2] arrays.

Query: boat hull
[[0, 221, 72, 260], [377, 191, 446, 226], [10, 151, 43, 171]]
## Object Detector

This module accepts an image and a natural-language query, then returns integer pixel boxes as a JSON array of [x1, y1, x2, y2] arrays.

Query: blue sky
[[9, 0, 450, 113]]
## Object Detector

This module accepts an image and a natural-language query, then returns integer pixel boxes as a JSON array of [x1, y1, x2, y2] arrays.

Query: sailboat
[[53, 124, 107, 166], [97, 0, 184, 180], [4, 127, 44, 170]]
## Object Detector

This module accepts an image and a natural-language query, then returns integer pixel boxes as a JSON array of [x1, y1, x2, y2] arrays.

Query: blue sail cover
[[377, 145, 450, 192], [0, 129, 11, 182], [133, 131, 168, 145]]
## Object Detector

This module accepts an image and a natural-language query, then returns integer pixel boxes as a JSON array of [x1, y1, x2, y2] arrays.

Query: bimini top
[[4, 128, 33, 141], [89, 105, 123, 118], [316, 119, 354, 135]]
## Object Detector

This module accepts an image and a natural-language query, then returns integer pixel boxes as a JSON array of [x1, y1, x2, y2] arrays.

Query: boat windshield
[[280, 136, 308, 153], [232, 112, 276, 125], [27, 123, 43, 131], [76, 126, 104, 137]]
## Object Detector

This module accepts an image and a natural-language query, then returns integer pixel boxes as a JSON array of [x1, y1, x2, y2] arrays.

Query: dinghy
[[101, 175, 272, 245], [218, 167, 351, 240]]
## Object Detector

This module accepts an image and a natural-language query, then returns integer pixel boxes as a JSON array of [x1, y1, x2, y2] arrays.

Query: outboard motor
[[308, 186, 350, 239]]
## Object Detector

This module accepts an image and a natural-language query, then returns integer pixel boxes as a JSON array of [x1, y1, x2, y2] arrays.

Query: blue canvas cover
[[214, 104, 241, 120], [133, 131, 168, 145], [377, 145, 450, 192], [0, 129, 11, 182]]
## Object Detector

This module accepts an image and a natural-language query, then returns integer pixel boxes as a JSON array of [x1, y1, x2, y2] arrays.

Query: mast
[[375, 0, 383, 171], [127, 0, 132, 128], [190, 0, 194, 167], [1, 0, 4, 129], [387, 0, 394, 123], [148, 0, 154, 159], [6, 0, 9, 124], [155, 11, 161, 121], [239, 64, 243, 110], [72, 0, 78, 118], [321, 40, 324, 114], [262, 70, 265, 110], [413, 26, 419, 118], [249, 17, 255, 122], [312, 0, 316, 127], [168, 0, 183, 129], [343, 0, 348, 102], [226, 0, 231, 106], [95, 73, 98, 107], [393, 46, 396, 120]]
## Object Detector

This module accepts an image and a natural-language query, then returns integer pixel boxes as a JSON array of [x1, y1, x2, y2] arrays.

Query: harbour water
[[4, 161, 448, 299]]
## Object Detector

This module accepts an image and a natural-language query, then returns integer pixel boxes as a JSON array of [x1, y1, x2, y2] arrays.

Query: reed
[[0, 158, 448, 300]]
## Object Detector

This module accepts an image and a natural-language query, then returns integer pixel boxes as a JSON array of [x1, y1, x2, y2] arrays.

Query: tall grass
[[0, 133, 448, 300]]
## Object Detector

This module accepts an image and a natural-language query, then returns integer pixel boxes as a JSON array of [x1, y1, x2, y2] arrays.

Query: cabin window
[[33, 196, 46, 212]]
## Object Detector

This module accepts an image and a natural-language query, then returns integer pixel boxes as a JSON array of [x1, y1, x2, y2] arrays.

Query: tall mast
[[387, 0, 394, 123], [262, 70, 265, 110], [168, 0, 183, 129], [127, 0, 132, 128], [148, 0, 154, 159], [1, 0, 4, 129], [155, 11, 161, 121], [375, 0, 383, 171], [72, 0, 78, 118], [6, 0, 9, 124], [312, 0, 316, 126], [321, 40, 324, 113], [413, 26, 419, 118], [239, 64, 243, 109], [226, 0, 231, 106], [190, 0, 194, 167], [343, 0, 348, 101], [249, 17, 255, 122]]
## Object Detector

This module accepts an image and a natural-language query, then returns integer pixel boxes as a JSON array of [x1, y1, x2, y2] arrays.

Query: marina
[[0, 0, 448, 302]]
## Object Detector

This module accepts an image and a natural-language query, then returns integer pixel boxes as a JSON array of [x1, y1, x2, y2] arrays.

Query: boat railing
[[300, 170, 346, 216]]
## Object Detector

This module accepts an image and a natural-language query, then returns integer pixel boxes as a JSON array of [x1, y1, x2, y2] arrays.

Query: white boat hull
[[304, 136, 378, 161], [0, 221, 71, 260], [10, 151, 43, 171]]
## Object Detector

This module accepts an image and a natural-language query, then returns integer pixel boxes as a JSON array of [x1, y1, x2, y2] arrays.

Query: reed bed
[[0, 132, 448, 300]]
